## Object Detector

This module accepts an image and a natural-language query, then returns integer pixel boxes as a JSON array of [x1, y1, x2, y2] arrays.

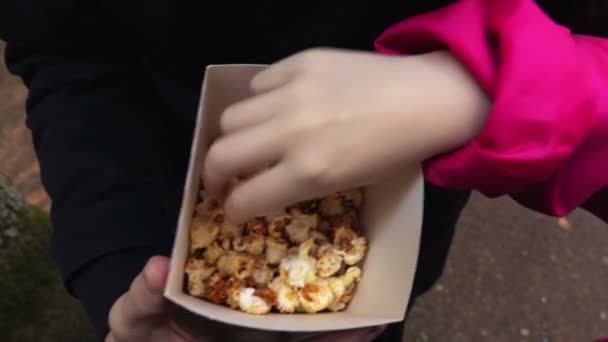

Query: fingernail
[[146, 256, 169, 289]]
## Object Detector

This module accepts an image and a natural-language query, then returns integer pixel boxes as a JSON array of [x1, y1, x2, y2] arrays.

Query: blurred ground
[[1, 41, 607, 341], [403, 193, 607, 342], [0, 41, 96, 341], [0, 42, 49, 211]]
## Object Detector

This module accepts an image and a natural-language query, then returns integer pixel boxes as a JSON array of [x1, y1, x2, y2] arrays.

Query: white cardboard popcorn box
[[164, 64, 424, 333]]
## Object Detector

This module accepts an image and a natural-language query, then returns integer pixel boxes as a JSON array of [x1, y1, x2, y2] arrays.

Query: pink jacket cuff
[[375, 0, 608, 219]]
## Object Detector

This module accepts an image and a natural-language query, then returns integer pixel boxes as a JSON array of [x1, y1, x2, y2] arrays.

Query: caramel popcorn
[[216, 251, 255, 280], [279, 239, 317, 288], [237, 287, 272, 314], [265, 237, 288, 265], [341, 189, 364, 208], [185, 258, 215, 297], [285, 210, 319, 244], [269, 277, 299, 313], [203, 241, 225, 266], [225, 277, 245, 309], [298, 279, 335, 313], [328, 266, 362, 312], [315, 246, 343, 278], [185, 186, 367, 314], [319, 194, 345, 217], [251, 259, 274, 286], [267, 211, 291, 239], [190, 214, 221, 251]]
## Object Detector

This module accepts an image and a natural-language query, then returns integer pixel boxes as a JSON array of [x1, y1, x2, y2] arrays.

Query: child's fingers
[[220, 86, 291, 133], [107, 257, 169, 341], [203, 121, 285, 200], [127, 256, 169, 315], [249, 51, 312, 93], [223, 163, 308, 223]]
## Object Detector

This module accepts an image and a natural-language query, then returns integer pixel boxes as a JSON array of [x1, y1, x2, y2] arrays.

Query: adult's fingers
[[106, 256, 170, 342]]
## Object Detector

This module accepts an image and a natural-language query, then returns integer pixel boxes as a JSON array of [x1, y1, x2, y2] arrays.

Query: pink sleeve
[[375, 0, 608, 218]]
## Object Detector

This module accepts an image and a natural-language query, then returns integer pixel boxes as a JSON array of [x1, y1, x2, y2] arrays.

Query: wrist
[[405, 50, 490, 160]]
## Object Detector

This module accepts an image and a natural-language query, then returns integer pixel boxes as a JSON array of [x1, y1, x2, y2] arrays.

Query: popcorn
[[216, 234, 232, 251], [265, 237, 288, 265], [316, 246, 343, 278], [279, 239, 317, 288], [269, 277, 300, 313], [341, 237, 367, 266], [216, 251, 255, 280], [289, 200, 318, 215], [185, 258, 216, 298], [204, 273, 228, 304], [327, 278, 346, 312], [253, 288, 278, 308], [232, 237, 248, 252], [233, 234, 266, 255], [341, 189, 363, 208], [309, 230, 329, 244], [225, 277, 245, 309], [251, 259, 274, 286], [319, 189, 363, 217], [185, 187, 367, 315], [319, 194, 345, 216], [285, 210, 319, 244], [267, 211, 291, 239], [195, 195, 221, 216], [238, 287, 272, 314], [298, 279, 335, 314], [287, 246, 300, 256], [203, 241, 226, 266], [328, 211, 358, 231], [220, 219, 243, 241], [190, 212, 221, 251], [333, 226, 357, 250], [327, 266, 362, 312], [333, 227, 367, 266], [342, 266, 363, 286]]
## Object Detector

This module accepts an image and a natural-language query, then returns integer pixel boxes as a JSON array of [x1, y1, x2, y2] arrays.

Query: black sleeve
[[4, 46, 184, 338], [2, 4, 185, 337]]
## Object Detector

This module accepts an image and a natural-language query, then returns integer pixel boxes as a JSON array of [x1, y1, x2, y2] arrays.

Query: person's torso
[[97, 1, 449, 80], [69, 1, 448, 125], [2, 0, 591, 120]]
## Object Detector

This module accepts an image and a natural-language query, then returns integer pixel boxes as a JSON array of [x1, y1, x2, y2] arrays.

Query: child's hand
[[204, 48, 489, 223], [106, 256, 228, 342], [106, 256, 383, 342]]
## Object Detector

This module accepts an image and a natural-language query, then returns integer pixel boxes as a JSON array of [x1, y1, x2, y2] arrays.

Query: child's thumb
[[142, 256, 170, 292]]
